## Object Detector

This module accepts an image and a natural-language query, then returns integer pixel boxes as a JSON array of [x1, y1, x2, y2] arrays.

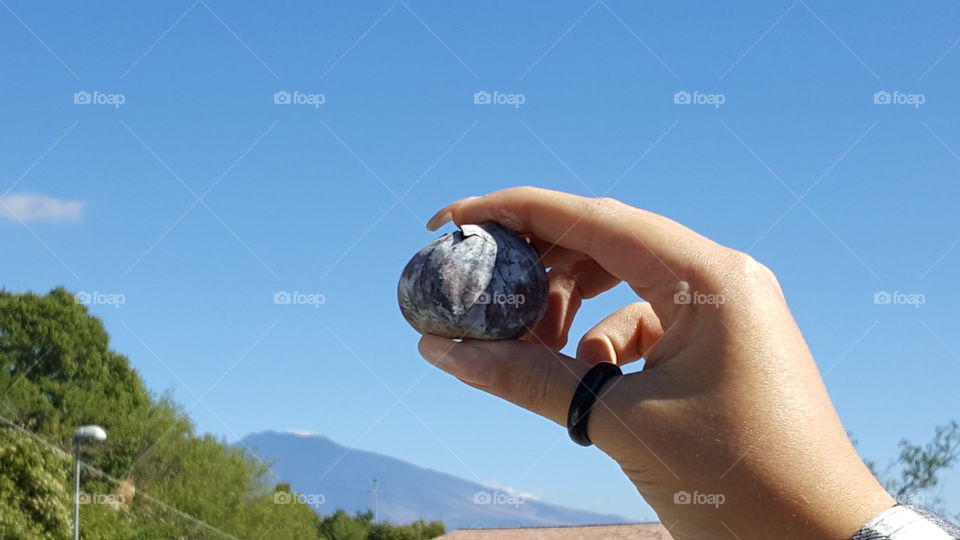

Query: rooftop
[[438, 523, 672, 539]]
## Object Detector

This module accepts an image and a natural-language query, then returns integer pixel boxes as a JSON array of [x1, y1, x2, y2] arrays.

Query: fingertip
[[425, 206, 453, 231], [418, 335, 498, 387], [576, 335, 617, 365], [426, 196, 482, 231], [417, 334, 451, 364], [453, 198, 524, 232], [521, 288, 571, 351]]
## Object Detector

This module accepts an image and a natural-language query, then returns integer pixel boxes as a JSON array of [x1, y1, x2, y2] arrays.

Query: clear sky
[[2, 0, 958, 523]]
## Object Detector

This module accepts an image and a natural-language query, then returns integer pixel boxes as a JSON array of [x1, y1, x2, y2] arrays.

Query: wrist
[[629, 447, 895, 539], [702, 460, 895, 539]]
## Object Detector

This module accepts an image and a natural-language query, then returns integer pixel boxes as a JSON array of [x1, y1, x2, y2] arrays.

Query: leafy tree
[[320, 509, 372, 540], [318, 510, 445, 540], [370, 518, 446, 540], [0, 426, 71, 539], [864, 421, 960, 517], [0, 288, 445, 538]]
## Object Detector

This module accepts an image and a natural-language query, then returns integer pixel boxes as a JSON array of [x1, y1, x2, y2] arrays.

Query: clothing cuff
[[851, 505, 960, 539]]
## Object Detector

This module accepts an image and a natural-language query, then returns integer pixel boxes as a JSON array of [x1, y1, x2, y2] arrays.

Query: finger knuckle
[[721, 249, 780, 286], [734, 250, 774, 277], [581, 198, 624, 248], [504, 186, 544, 201], [592, 197, 623, 216], [517, 359, 554, 409]]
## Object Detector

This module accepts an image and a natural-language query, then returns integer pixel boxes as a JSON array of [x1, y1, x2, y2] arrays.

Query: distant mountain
[[238, 431, 630, 531]]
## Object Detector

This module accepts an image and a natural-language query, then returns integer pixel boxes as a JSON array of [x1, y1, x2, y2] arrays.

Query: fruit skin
[[398, 222, 549, 340]]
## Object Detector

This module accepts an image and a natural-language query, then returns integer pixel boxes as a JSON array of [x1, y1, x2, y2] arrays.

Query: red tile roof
[[438, 523, 672, 539]]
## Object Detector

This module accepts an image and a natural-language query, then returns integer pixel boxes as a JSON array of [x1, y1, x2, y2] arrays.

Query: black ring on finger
[[566, 362, 622, 447]]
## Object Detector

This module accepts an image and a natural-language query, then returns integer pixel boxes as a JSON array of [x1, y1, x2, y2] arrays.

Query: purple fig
[[398, 223, 549, 340]]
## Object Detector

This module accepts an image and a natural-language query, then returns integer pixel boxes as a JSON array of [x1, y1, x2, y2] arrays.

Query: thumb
[[418, 334, 592, 426]]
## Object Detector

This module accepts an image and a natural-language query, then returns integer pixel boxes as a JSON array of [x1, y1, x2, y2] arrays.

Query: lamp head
[[74, 425, 107, 442]]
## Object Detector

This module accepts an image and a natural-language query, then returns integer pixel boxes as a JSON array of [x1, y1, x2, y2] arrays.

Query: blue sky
[[2, 0, 959, 523]]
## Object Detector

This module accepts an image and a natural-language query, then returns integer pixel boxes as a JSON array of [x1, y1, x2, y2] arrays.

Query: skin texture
[[416, 187, 894, 540]]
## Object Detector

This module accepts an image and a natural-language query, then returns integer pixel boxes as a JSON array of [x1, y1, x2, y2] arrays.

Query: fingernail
[[426, 205, 452, 231], [419, 337, 494, 386], [426, 196, 481, 231]]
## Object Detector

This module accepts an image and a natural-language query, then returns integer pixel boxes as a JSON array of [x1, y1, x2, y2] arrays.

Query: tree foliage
[[0, 288, 444, 539], [864, 420, 960, 515], [319, 510, 446, 540], [0, 426, 71, 539]]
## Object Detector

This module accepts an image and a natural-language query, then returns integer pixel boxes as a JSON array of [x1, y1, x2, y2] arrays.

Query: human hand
[[418, 187, 893, 539]]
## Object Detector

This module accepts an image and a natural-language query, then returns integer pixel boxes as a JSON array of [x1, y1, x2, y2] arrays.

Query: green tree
[[370, 518, 447, 540], [0, 288, 445, 538], [0, 289, 329, 538], [0, 426, 71, 539], [318, 510, 446, 540], [865, 421, 960, 516], [319, 509, 373, 540]]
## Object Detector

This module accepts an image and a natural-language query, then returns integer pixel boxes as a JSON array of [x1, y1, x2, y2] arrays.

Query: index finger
[[427, 187, 720, 299]]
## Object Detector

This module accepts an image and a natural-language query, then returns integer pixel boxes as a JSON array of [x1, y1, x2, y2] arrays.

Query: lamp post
[[73, 425, 106, 540]]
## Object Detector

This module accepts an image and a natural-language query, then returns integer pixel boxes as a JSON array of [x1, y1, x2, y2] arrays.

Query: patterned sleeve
[[851, 505, 960, 539]]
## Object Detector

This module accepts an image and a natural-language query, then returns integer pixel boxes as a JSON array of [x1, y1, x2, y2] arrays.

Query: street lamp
[[73, 425, 106, 540]]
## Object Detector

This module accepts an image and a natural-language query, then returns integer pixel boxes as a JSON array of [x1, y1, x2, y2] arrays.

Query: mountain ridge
[[238, 430, 632, 531]]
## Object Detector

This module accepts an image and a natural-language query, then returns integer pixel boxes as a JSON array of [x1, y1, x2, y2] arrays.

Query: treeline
[[0, 288, 444, 539]]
